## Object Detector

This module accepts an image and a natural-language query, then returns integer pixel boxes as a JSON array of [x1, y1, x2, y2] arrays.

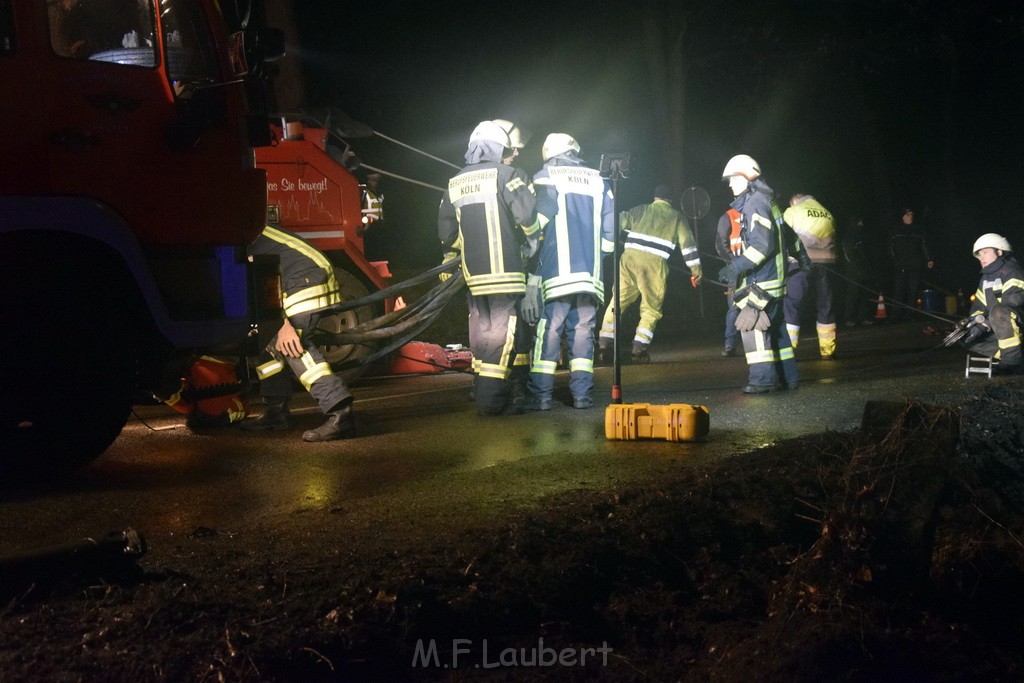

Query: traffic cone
[[874, 294, 888, 319]]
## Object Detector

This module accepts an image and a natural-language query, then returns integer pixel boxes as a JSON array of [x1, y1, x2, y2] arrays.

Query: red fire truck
[[0, 0, 283, 474]]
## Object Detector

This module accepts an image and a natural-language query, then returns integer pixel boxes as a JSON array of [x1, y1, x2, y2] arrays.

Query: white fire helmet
[[542, 133, 581, 162], [972, 233, 1012, 256], [721, 154, 761, 180], [469, 120, 512, 148], [491, 119, 526, 149]]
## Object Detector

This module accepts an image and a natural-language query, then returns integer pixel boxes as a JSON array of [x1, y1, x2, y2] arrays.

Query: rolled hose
[[311, 259, 465, 371]]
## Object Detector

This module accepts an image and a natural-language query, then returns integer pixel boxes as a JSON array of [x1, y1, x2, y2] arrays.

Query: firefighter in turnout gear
[[491, 118, 533, 392], [522, 133, 615, 411], [598, 184, 703, 363], [717, 154, 799, 394], [782, 193, 839, 358], [959, 233, 1024, 374], [438, 121, 539, 415], [359, 172, 386, 260], [360, 172, 384, 224], [242, 226, 357, 441]]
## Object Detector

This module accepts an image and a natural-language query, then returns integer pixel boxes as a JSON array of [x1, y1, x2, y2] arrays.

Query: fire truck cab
[[0, 0, 282, 474]]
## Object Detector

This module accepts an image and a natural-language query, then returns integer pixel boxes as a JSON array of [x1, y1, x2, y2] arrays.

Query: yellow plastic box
[[605, 403, 710, 442]]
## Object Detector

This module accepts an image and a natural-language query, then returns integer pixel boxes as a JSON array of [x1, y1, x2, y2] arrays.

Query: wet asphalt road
[[0, 320, 974, 555]]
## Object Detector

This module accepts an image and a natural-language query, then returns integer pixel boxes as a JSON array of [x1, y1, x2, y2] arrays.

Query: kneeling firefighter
[[956, 233, 1024, 374], [243, 225, 357, 441]]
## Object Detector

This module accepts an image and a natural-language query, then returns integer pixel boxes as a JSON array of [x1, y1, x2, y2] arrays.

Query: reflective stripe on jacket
[[619, 199, 701, 275], [970, 256, 1024, 318], [249, 225, 341, 318], [361, 189, 384, 223], [532, 160, 614, 302], [715, 208, 743, 260], [438, 162, 538, 295], [730, 179, 787, 302]]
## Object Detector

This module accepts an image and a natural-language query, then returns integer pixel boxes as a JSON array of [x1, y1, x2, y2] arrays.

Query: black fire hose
[[332, 258, 460, 313], [311, 269, 467, 371], [0, 528, 147, 600]]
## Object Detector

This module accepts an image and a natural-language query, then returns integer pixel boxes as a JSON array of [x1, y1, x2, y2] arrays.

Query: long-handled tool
[[599, 158, 708, 442], [599, 153, 631, 405]]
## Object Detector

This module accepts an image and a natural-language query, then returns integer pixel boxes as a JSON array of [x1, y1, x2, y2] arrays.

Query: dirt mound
[[320, 396, 1024, 681], [2, 383, 1024, 681]]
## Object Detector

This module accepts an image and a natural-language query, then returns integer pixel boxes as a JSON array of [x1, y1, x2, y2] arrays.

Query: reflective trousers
[[254, 311, 351, 414], [738, 298, 799, 389], [784, 265, 837, 356], [468, 292, 521, 414], [528, 294, 599, 402], [599, 249, 667, 348]]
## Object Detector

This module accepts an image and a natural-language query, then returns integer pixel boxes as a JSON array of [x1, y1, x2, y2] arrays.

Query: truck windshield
[[48, 0, 157, 66]]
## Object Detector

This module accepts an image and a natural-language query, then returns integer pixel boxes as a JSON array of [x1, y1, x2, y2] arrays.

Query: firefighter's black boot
[[631, 341, 650, 364], [240, 398, 292, 431], [302, 399, 356, 442]]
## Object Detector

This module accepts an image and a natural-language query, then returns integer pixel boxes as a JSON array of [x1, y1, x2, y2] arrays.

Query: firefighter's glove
[[519, 275, 543, 326], [521, 234, 540, 261], [754, 310, 771, 331], [439, 251, 459, 283], [690, 272, 703, 288], [735, 306, 770, 333], [962, 315, 990, 346], [718, 263, 739, 287]]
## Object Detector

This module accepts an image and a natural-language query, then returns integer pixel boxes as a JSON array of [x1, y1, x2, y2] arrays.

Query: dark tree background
[[277, 0, 1022, 292]]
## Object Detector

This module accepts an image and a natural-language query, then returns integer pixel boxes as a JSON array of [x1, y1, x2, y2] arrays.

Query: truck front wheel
[[316, 269, 377, 379], [0, 233, 136, 476]]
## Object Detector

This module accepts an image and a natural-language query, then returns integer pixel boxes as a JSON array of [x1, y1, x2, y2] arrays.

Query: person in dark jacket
[[242, 225, 357, 441], [715, 208, 743, 356], [839, 216, 876, 326], [959, 233, 1023, 374], [438, 120, 539, 415], [888, 208, 934, 321]]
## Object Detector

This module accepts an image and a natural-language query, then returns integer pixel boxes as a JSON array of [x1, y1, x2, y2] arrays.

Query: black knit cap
[[654, 184, 675, 201]]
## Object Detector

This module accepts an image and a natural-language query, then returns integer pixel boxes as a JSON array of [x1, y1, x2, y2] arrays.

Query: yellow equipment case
[[605, 403, 710, 442]]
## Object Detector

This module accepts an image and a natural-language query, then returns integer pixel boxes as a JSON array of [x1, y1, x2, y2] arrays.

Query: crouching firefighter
[[950, 233, 1024, 375], [242, 225, 357, 441], [718, 154, 799, 394]]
